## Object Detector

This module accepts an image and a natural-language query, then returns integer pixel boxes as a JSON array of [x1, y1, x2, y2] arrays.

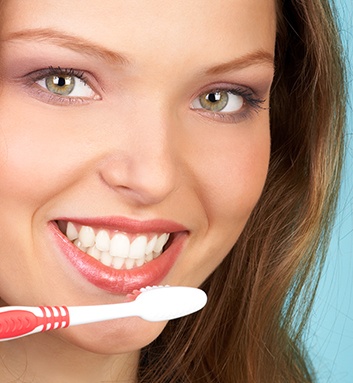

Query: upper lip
[[54, 216, 188, 234]]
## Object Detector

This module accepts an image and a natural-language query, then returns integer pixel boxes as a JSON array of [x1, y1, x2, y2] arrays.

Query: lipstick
[[49, 219, 187, 294]]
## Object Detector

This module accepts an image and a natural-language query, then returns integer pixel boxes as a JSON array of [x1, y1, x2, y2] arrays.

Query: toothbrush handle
[[0, 306, 70, 341]]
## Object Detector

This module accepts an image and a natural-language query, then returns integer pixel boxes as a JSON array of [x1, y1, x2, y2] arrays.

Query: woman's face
[[0, 0, 275, 354]]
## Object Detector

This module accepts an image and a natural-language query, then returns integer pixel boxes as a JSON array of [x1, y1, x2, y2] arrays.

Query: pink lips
[[49, 218, 187, 294]]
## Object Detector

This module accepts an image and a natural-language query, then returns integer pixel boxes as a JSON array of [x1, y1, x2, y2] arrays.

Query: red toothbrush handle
[[0, 306, 70, 341]]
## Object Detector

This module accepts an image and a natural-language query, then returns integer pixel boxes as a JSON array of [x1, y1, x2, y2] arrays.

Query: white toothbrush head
[[134, 286, 207, 322]]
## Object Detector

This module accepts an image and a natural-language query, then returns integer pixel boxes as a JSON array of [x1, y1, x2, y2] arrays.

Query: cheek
[[173, 119, 270, 286], [0, 92, 92, 206], [194, 122, 270, 225]]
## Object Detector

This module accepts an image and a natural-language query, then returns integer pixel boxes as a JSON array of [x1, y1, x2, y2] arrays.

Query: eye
[[36, 72, 95, 98], [24, 66, 101, 105], [190, 86, 266, 123], [191, 90, 243, 113]]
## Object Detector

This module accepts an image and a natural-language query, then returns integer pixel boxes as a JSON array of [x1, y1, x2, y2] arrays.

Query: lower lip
[[49, 222, 186, 294]]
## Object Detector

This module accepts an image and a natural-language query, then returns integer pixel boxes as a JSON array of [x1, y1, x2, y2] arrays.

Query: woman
[[0, 0, 346, 382]]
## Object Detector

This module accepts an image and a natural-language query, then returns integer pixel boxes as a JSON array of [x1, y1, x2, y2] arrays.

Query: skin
[[0, 0, 276, 382]]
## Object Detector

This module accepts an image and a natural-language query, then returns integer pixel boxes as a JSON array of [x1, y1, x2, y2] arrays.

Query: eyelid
[[192, 81, 254, 98]]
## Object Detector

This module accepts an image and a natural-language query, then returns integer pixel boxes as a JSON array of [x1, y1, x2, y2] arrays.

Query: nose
[[98, 107, 180, 206]]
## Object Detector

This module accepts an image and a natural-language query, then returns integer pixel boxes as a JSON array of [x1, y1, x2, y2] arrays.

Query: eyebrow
[[2, 28, 273, 74], [205, 50, 274, 75], [204, 50, 274, 75], [2, 28, 129, 65]]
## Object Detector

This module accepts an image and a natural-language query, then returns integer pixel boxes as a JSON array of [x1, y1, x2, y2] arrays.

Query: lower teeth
[[72, 239, 162, 270]]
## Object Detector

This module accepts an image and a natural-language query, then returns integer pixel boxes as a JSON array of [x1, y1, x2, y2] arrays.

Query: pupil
[[57, 77, 66, 87], [207, 92, 220, 103]]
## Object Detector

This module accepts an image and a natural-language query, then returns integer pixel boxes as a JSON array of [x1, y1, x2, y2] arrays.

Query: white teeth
[[101, 251, 112, 267], [87, 245, 101, 260], [129, 236, 148, 259], [65, 221, 171, 271], [66, 222, 79, 241], [95, 230, 110, 252], [110, 233, 130, 258], [154, 233, 169, 252], [125, 258, 135, 270], [74, 239, 87, 252], [146, 235, 157, 254], [136, 258, 145, 267], [112, 256, 125, 269], [79, 226, 95, 247]]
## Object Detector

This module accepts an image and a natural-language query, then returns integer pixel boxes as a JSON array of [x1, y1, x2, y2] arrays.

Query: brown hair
[[138, 0, 347, 382]]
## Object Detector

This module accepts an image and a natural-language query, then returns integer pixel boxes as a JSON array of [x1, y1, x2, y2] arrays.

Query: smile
[[51, 218, 187, 293], [58, 221, 171, 270]]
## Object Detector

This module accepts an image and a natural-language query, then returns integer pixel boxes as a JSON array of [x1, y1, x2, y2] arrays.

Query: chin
[[52, 317, 168, 355]]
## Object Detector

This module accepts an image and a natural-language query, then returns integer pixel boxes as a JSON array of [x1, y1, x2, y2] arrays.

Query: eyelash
[[23, 67, 267, 123], [47, 66, 87, 81], [191, 86, 267, 124], [25, 66, 98, 105], [232, 87, 265, 110]]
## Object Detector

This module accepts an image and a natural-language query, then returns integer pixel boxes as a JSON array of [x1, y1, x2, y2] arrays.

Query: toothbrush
[[0, 286, 207, 342]]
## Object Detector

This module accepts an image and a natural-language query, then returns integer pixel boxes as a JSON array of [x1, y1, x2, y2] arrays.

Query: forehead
[[1, 0, 276, 65]]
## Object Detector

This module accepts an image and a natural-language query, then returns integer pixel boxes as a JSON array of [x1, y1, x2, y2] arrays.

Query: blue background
[[308, 1, 353, 382]]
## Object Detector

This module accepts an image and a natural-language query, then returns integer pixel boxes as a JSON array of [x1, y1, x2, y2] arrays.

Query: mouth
[[57, 220, 172, 271], [50, 218, 187, 294]]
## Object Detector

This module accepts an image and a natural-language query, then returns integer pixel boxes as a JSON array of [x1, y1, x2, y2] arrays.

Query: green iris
[[199, 91, 229, 112], [45, 75, 75, 95]]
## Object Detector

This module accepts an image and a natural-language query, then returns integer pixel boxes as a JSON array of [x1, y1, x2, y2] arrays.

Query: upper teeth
[[65, 222, 170, 270]]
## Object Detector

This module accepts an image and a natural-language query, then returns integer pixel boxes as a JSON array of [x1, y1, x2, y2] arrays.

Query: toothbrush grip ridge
[[0, 306, 70, 341]]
